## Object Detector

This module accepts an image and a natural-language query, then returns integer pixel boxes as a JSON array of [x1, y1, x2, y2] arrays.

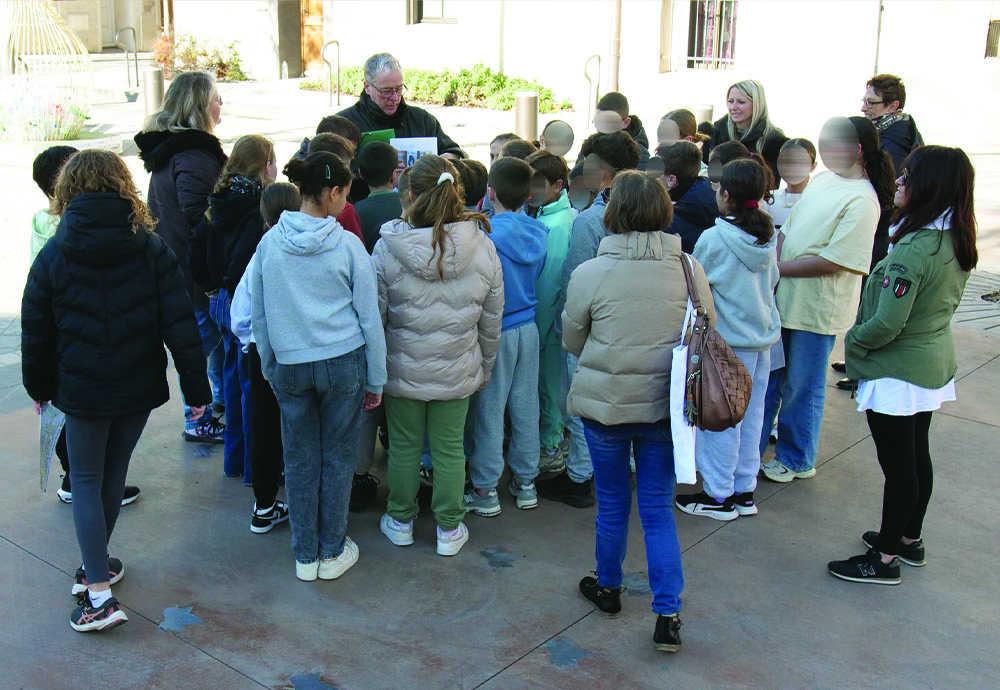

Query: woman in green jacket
[[828, 146, 978, 585]]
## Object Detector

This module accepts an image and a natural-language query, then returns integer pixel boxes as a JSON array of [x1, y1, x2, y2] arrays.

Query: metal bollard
[[514, 91, 538, 142], [693, 105, 714, 126], [143, 67, 165, 117]]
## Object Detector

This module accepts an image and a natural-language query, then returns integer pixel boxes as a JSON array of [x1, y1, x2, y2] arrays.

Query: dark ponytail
[[849, 115, 895, 210], [719, 159, 774, 244], [282, 151, 352, 204]]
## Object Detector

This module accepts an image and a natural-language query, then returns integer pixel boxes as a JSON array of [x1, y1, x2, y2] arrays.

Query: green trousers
[[384, 395, 470, 530], [538, 331, 564, 451]]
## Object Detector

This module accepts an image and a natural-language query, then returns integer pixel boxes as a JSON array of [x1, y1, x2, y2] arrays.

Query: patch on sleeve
[[882, 275, 891, 288], [893, 277, 912, 298], [887, 263, 909, 274]]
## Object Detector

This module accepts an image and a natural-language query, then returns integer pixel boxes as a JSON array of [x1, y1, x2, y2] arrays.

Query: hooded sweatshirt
[[692, 217, 780, 350], [488, 212, 548, 330], [533, 191, 575, 339], [249, 211, 386, 393]]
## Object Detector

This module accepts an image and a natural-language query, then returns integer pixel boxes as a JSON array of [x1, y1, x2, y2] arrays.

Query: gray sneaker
[[509, 479, 538, 510], [463, 487, 501, 517], [538, 448, 566, 474]]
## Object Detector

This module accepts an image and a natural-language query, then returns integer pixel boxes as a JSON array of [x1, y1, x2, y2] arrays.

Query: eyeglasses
[[215, 95, 223, 106], [861, 98, 883, 107], [900, 167, 909, 185], [369, 83, 407, 98]]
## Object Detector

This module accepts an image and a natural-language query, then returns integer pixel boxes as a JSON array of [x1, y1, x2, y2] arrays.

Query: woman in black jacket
[[135, 70, 228, 444], [711, 80, 786, 187], [22, 150, 211, 632]]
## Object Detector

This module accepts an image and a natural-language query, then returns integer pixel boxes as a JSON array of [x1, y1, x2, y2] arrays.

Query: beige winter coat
[[563, 231, 715, 425], [373, 218, 504, 400]]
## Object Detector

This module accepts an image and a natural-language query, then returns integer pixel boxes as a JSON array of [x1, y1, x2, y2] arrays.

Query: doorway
[[300, 0, 324, 75]]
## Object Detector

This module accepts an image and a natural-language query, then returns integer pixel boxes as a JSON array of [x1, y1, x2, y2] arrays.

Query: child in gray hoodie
[[249, 152, 386, 582], [675, 159, 780, 521]]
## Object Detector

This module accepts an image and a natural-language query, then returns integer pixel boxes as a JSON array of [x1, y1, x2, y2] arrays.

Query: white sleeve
[[230, 252, 256, 352]]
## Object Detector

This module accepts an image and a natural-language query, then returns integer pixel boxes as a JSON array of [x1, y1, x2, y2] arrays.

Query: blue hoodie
[[488, 212, 548, 330]]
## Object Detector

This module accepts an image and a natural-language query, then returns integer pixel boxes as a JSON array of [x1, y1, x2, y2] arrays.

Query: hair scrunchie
[[743, 199, 759, 210], [437, 171, 454, 186]]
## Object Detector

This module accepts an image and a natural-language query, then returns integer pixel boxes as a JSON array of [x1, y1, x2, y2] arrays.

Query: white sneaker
[[380, 513, 414, 546], [318, 537, 359, 580], [760, 459, 816, 483], [295, 560, 319, 581], [436, 523, 469, 557]]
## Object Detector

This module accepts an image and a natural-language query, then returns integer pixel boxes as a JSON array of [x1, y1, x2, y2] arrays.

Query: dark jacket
[[875, 112, 923, 174], [355, 189, 403, 254], [337, 92, 465, 158], [711, 116, 787, 185], [666, 177, 718, 253], [134, 128, 227, 307], [21, 193, 211, 418], [188, 177, 264, 294], [624, 113, 651, 171]]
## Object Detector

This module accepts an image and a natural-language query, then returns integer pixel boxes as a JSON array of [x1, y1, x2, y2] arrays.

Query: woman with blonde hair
[[711, 80, 786, 184], [373, 154, 503, 557], [22, 149, 211, 631], [135, 70, 228, 443]]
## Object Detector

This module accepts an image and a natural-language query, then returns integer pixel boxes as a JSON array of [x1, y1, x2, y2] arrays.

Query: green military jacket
[[845, 225, 970, 388]]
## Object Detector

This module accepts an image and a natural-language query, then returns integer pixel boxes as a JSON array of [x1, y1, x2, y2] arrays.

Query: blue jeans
[[697, 347, 770, 500], [758, 329, 837, 472], [564, 351, 592, 482], [469, 323, 540, 489], [583, 419, 683, 615], [210, 288, 253, 480], [183, 299, 224, 430], [271, 348, 365, 564]]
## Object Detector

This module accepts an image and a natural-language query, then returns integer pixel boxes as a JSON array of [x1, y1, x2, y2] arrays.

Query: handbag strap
[[677, 252, 703, 312]]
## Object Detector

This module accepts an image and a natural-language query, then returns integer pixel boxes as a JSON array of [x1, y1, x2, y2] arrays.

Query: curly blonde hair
[[53, 149, 156, 232]]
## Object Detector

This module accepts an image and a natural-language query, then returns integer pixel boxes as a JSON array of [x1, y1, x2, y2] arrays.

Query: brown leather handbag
[[678, 254, 753, 432]]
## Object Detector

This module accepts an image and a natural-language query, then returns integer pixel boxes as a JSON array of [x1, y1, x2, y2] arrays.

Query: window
[[987, 20, 1000, 58], [686, 0, 737, 70], [406, 0, 456, 25]]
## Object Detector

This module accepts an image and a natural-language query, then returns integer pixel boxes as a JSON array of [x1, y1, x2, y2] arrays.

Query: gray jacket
[[372, 218, 504, 400]]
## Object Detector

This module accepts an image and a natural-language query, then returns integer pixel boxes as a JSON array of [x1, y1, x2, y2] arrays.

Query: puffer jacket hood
[[55, 194, 148, 268], [378, 217, 485, 280], [715, 216, 775, 273], [134, 128, 227, 173], [274, 210, 346, 256]]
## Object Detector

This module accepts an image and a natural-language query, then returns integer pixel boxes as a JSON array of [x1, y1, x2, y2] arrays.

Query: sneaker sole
[[828, 570, 901, 586], [463, 502, 502, 517], [538, 460, 567, 474], [537, 491, 595, 509], [860, 535, 925, 567], [675, 501, 739, 521], [71, 609, 128, 632], [437, 532, 469, 556], [318, 553, 359, 580], [120, 492, 140, 507], [733, 504, 758, 516], [655, 642, 680, 653], [250, 515, 289, 534], [72, 566, 125, 596], [57, 489, 73, 504], [182, 433, 225, 444], [761, 467, 816, 483], [380, 524, 414, 546]]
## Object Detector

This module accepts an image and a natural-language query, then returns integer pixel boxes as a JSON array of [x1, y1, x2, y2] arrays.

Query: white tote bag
[[670, 272, 698, 486]]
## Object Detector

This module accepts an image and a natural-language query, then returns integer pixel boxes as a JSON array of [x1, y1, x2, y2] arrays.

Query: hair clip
[[325, 164, 331, 179], [437, 172, 454, 186]]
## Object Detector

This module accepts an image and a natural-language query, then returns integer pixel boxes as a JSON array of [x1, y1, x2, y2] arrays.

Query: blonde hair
[[144, 71, 217, 134], [726, 80, 777, 151], [205, 135, 275, 222], [405, 155, 489, 280], [53, 149, 156, 232], [261, 182, 301, 228]]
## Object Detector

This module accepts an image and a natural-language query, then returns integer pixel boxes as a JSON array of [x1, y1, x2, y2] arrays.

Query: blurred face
[[894, 168, 908, 207], [365, 67, 405, 116], [527, 177, 562, 208], [860, 85, 894, 121], [656, 118, 681, 146], [819, 118, 860, 175], [327, 183, 351, 218], [727, 87, 752, 131], [490, 140, 504, 164], [209, 89, 223, 127], [776, 144, 815, 185], [594, 109, 626, 134]]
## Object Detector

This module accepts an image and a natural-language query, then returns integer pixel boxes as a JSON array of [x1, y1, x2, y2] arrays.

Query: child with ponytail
[[675, 159, 780, 520], [372, 154, 503, 557], [758, 116, 894, 484], [248, 152, 386, 581]]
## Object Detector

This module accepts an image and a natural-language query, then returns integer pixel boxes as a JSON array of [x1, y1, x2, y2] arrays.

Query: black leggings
[[249, 343, 283, 509], [866, 410, 933, 555]]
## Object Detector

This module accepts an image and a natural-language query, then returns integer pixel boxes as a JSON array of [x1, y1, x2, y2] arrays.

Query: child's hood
[[380, 218, 486, 280], [715, 216, 777, 274], [209, 178, 262, 232], [55, 193, 148, 268], [273, 210, 345, 255], [490, 212, 547, 267]]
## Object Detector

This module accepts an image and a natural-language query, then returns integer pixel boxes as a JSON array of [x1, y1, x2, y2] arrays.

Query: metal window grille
[[987, 20, 1000, 58], [686, 0, 737, 70]]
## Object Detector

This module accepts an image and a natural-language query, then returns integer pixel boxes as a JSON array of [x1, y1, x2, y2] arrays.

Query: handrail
[[584, 53, 601, 125], [322, 40, 340, 107], [115, 27, 138, 88]]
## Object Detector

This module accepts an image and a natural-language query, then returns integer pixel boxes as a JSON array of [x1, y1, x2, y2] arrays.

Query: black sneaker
[[579, 575, 623, 617], [183, 416, 226, 444], [349, 473, 381, 513], [70, 591, 128, 632], [417, 466, 433, 508], [675, 491, 738, 521], [827, 548, 901, 585], [861, 531, 926, 567], [831, 361, 847, 373], [57, 477, 140, 507], [731, 492, 758, 516], [537, 472, 595, 508], [835, 377, 857, 391], [654, 614, 682, 652], [250, 501, 290, 534], [72, 557, 124, 596]]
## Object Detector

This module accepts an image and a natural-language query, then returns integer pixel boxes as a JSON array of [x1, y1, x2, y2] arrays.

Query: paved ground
[[1, 74, 999, 689]]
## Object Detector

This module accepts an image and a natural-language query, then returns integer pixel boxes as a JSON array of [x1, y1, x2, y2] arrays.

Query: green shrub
[[301, 62, 572, 112], [153, 34, 250, 82]]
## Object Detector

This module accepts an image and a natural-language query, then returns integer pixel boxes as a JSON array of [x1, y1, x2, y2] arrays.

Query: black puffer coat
[[134, 128, 227, 307], [710, 116, 787, 185], [188, 178, 264, 294], [21, 193, 211, 419]]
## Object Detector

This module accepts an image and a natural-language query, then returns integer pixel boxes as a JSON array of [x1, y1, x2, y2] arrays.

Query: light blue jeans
[[697, 347, 770, 500], [183, 300, 224, 430], [758, 329, 837, 472], [271, 347, 365, 564], [469, 322, 540, 489], [564, 351, 592, 482], [584, 418, 682, 615]]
